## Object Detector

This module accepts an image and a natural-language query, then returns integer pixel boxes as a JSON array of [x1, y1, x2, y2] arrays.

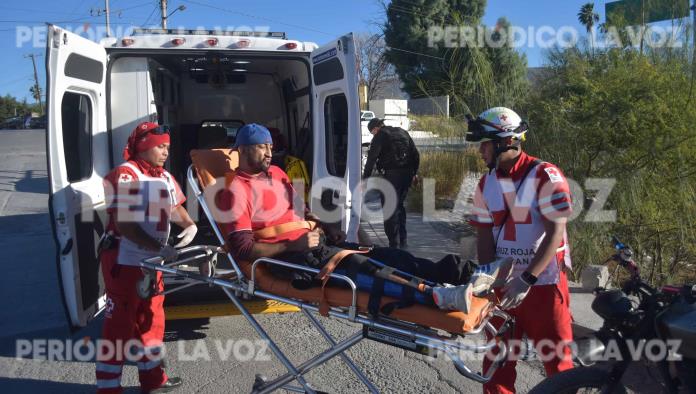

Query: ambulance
[[46, 26, 363, 328]]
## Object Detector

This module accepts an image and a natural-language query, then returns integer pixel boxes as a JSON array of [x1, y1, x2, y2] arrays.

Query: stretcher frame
[[137, 163, 514, 393]]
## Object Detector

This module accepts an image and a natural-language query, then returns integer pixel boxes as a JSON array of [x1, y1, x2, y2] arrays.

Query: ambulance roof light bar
[[132, 28, 286, 39]]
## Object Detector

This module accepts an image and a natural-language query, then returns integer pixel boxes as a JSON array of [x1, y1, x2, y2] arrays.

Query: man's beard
[[251, 159, 270, 174]]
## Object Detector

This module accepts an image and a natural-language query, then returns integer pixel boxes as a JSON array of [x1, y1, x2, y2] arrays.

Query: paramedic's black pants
[[380, 169, 412, 248]]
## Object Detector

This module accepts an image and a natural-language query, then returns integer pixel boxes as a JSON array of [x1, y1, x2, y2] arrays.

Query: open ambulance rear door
[[310, 33, 362, 242], [46, 25, 110, 329]]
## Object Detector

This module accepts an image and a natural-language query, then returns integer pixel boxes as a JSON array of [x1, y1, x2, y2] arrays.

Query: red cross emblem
[[499, 114, 508, 121], [118, 173, 133, 183], [491, 191, 531, 241]]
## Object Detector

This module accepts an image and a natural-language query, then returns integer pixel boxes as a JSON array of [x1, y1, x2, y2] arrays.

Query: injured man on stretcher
[[217, 124, 513, 315]]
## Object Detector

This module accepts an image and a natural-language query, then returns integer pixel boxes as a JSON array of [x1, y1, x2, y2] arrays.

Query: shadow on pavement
[[14, 170, 48, 194], [164, 318, 211, 342], [0, 378, 143, 393], [0, 212, 51, 235], [0, 169, 48, 194], [0, 378, 95, 393], [0, 317, 102, 358]]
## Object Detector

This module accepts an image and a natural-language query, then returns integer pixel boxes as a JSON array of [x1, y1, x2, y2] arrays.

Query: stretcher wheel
[[252, 374, 268, 391]]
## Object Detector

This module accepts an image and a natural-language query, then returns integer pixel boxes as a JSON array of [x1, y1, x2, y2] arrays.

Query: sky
[[0, 0, 643, 104]]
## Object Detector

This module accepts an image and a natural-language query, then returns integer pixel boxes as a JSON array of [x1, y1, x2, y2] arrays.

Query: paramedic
[[96, 122, 197, 393], [362, 118, 419, 248], [219, 124, 482, 314], [465, 107, 574, 394]]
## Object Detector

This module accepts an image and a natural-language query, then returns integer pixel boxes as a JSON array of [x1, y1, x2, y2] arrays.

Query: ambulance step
[[165, 300, 299, 320]]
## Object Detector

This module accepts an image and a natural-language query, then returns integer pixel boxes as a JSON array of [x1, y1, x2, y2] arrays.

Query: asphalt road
[[0, 128, 618, 393]]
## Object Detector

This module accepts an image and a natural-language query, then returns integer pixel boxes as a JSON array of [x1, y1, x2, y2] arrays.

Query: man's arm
[[115, 220, 162, 252], [228, 230, 321, 261], [476, 226, 496, 264], [362, 133, 383, 179], [171, 204, 195, 229], [469, 176, 496, 263], [248, 232, 320, 260], [528, 163, 573, 276], [525, 217, 566, 277], [248, 240, 298, 260]]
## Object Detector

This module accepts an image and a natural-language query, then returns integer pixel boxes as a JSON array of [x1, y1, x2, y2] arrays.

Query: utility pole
[[160, 2, 185, 30], [24, 54, 43, 115], [105, 0, 111, 37], [161, 0, 168, 29], [90, 0, 112, 37]]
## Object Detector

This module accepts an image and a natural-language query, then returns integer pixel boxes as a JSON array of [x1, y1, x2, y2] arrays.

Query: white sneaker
[[432, 257, 514, 314], [432, 284, 471, 312]]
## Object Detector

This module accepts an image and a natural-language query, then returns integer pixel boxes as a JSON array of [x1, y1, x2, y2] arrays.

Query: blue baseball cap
[[233, 123, 273, 148]]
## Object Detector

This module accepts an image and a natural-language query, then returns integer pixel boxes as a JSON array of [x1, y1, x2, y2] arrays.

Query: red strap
[[316, 249, 367, 316]]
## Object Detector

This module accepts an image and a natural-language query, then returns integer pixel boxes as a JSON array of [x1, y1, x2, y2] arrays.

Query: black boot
[[146, 377, 183, 393]]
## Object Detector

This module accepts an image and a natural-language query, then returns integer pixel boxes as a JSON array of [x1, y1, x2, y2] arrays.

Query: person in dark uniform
[[362, 118, 419, 248]]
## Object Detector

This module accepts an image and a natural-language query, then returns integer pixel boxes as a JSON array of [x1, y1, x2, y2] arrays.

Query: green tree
[[577, 3, 599, 53], [383, 0, 527, 115], [29, 85, 42, 109], [523, 48, 696, 284], [0, 94, 37, 122]]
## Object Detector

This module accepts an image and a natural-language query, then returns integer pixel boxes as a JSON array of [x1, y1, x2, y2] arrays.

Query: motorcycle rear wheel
[[529, 366, 627, 394]]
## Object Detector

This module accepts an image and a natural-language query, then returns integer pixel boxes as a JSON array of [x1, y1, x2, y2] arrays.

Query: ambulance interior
[[109, 54, 321, 181], [108, 54, 349, 301]]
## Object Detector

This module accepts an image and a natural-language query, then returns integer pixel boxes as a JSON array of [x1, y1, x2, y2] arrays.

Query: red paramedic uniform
[[468, 151, 574, 394], [96, 160, 185, 393]]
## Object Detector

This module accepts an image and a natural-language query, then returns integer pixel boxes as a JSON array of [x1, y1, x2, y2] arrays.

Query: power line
[[0, 6, 93, 16], [386, 46, 444, 60], [180, 0, 443, 62], [180, 0, 334, 36], [142, 4, 158, 27], [0, 18, 95, 23], [0, 74, 34, 86], [91, 1, 152, 15], [69, 0, 90, 16], [0, 2, 150, 19]]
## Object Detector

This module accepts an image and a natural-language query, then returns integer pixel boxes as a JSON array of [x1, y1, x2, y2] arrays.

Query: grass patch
[[406, 148, 486, 213], [410, 115, 466, 138]]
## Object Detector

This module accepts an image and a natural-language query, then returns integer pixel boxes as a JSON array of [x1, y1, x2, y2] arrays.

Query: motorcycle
[[530, 236, 696, 394]]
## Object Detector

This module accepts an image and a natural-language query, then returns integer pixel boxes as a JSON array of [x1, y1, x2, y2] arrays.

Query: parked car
[[0, 116, 26, 129], [29, 115, 47, 129]]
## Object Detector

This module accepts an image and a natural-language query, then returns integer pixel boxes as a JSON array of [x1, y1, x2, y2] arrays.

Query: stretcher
[[138, 148, 514, 393]]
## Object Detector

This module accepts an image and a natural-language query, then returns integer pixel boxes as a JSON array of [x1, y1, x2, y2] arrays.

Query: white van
[[46, 26, 363, 329]]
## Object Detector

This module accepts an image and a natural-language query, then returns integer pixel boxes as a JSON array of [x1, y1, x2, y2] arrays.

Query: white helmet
[[466, 107, 528, 142]]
